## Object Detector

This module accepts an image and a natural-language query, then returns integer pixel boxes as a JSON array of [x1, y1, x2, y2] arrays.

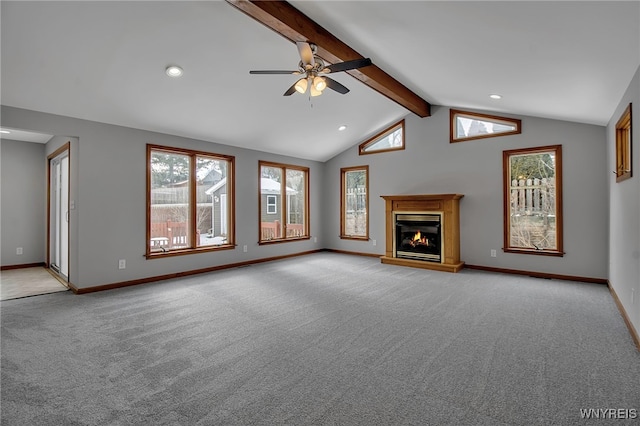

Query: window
[[259, 161, 309, 243], [503, 145, 563, 256], [266, 195, 277, 214], [615, 103, 632, 183], [451, 109, 521, 143], [147, 144, 234, 257], [359, 119, 405, 155], [340, 166, 369, 239]]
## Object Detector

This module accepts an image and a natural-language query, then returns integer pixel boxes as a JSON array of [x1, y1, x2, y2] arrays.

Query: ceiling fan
[[249, 42, 372, 97]]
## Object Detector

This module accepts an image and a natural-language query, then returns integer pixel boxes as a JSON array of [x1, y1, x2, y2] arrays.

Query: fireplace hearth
[[380, 194, 464, 273]]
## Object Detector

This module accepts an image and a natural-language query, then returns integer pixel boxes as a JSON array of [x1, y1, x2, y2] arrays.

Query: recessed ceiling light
[[338, 125, 347, 131], [165, 65, 184, 78], [489, 94, 502, 100]]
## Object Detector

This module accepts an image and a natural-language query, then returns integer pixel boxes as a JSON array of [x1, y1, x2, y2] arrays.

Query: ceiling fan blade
[[324, 77, 350, 94], [283, 82, 298, 96], [250, 70, 300, 75], [324, 58, 372, 73], [296, 41, 315, 67]]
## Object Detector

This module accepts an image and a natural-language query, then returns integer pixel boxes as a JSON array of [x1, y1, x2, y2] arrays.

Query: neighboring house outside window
[[259, 161, 309, 243], [147, 144, 234, 257]]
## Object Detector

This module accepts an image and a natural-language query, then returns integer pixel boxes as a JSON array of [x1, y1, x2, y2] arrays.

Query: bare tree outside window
[[150, 151, 191, 250], [450, 109, 521, 143], [503, 145, 563, 256], [341, 166, 369, 239], [359, 120, 405, 155]]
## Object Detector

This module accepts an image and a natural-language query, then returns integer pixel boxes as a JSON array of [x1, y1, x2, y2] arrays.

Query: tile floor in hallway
[[1, 267, 69, 301]]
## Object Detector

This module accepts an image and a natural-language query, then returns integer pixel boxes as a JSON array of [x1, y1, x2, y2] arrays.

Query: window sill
[[503, 248, 564, 257], [340, 235, 369, 241], [146, 244, 235, 259], [258, 236, 310, 245]]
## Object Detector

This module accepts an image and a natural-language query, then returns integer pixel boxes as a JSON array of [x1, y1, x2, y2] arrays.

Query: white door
[[49, 149, 69, 280]]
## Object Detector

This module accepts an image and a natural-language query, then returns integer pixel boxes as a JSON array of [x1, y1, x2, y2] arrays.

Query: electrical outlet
[[16, 247, 23, 255], [118, 259, 126, 269], [243, 245, 247, 253], [491, 249, 497, 257], [372, 239, 377, 246], [314, 237, 317, 243]]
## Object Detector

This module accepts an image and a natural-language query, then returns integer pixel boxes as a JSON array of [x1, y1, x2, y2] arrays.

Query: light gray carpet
[[1, 252, 638, 425]]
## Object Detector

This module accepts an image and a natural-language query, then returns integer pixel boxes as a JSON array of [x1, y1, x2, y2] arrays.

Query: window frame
[[503, 144, 563, 257], [358, 119, 405, 155], [146, 144, 235, 258], [340, 165, 369, 240], [258, 160, 310, 244], [450, 109, 521, 143], [615, 103, 632, 183]]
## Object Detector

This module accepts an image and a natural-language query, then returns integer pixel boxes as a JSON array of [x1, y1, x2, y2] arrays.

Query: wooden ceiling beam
[[226, 0, 431, 118]]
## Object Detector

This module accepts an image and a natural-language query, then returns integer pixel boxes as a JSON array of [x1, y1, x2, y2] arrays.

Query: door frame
[[47, 142, 70, 282]]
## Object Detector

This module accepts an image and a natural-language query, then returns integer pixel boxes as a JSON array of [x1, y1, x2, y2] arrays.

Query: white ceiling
[[1, 1, 638, 162], [0, 127, 53, 144]]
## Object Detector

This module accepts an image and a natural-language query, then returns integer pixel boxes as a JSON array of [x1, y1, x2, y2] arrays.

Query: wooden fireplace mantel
[[380, 194, 464, 273]]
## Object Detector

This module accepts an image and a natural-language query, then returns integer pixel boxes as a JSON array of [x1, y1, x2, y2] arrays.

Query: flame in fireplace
[[411, 231, 429, 246]]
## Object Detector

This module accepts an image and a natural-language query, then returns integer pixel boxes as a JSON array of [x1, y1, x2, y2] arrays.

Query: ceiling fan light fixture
[[294, 78, 308, 94], [310, 84, 322, 97], [249, 42, 371, 98], [313, 76, 327, 91]]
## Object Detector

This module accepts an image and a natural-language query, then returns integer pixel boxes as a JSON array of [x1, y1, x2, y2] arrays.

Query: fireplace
[[395, 213, 442, 262], [380, 194, 464, 273]]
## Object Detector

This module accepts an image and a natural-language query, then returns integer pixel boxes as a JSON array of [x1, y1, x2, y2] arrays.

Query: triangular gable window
[[450, 109, 521, 143], [359, 119, 405, 155]]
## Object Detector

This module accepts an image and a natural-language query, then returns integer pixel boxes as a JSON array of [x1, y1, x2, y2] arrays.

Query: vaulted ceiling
[[1, 1, 638, 161]]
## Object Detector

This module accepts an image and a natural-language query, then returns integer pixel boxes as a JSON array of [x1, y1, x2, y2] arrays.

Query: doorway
[[48, 143, 70, 282]]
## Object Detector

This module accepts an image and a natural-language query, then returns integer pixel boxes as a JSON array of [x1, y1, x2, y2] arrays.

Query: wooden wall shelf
[[380, 194, 464, 273]]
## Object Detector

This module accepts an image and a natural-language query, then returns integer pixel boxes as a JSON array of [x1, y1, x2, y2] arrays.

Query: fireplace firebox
[[395, 214, 442, 262]]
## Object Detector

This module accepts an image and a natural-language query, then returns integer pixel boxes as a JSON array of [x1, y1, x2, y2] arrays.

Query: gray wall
[[0, 100, 616, 289], [0, 139, 45, 266], [608, 64, 640, 335], [1, 106, 324, 288], [324, 106, 609, 280]]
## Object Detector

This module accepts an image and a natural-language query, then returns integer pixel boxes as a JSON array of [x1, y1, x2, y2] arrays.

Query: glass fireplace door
[[395, 213, 442, 262]]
